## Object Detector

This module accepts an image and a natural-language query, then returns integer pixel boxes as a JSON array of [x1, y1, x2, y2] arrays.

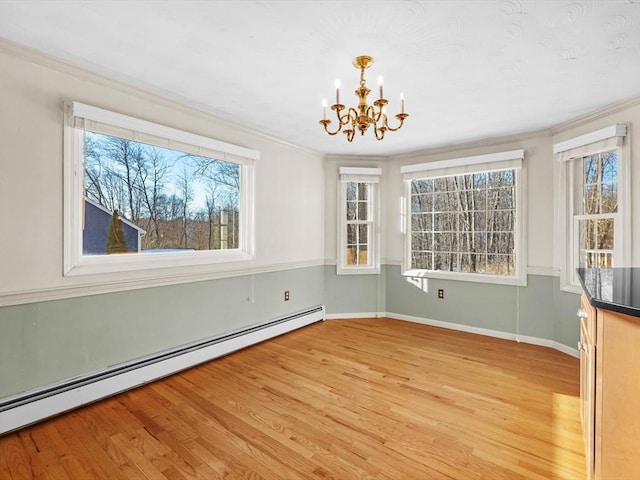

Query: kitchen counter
[[577, 267, 640, 318]]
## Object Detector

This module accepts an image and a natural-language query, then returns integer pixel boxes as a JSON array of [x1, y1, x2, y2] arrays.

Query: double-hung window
[[401, 150, 526, 286], [554, 125, 628, 290], [64, 102, 258, 276], [337, 167, 381, 274]]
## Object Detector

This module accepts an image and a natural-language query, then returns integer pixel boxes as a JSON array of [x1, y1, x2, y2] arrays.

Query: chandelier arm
[[343, 107, 360, 133], [370, 105, 386, 128], [384, 113, 409, 132], [319, 104, 357, 135], [344, 128, 355, 142], [320, 120, 344, 136], [373, 123, 386, 141], [372, 100, 387, 124], [344, 107, 359, 122], [364, 105, 378, 124], [333, 104, 349, 127]]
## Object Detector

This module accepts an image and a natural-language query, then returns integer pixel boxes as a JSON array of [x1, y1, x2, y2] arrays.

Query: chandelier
[[319, 55, 408, 142]]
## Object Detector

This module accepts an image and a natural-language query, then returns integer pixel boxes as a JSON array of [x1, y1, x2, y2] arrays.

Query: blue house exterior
[[83, 198, 146, 255]]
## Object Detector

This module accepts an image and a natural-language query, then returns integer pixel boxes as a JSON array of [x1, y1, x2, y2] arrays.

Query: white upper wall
[[1, 39, 638, 304], [0, 41, 326, 301]]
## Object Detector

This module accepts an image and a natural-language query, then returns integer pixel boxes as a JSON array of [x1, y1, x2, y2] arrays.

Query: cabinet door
[[597, 308, 640, 479], [579, 295, 596, 479]]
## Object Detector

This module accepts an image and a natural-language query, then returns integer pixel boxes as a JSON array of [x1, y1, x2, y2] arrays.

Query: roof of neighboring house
[[85, 197, 147, 235]]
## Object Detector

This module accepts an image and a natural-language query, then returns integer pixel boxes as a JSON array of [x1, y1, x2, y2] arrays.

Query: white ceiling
[[1, 0, 639, 156]]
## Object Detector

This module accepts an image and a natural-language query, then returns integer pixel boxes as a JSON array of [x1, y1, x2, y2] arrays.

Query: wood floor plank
[[15, 424, 71, 480], [0, 318, 586, 479], [0, 432, 37, 480]]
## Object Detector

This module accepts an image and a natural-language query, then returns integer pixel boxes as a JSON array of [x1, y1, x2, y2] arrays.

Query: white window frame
[[337, 167, 381, 275], [401, 150, 527, 286], [63, 101, 257, 277], [554, 125, 629, 292]]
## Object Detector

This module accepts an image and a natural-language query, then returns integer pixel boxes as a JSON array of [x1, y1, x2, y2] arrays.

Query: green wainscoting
[[1, 264, 581, 401], [0, 267, 324, 399], [323, 266, 386, 316], [324, 265, 581, 351]]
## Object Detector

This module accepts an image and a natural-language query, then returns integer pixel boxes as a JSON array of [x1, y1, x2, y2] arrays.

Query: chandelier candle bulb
[[401, 92, 405, 113], [335, 79, 340, 105], [378, 76, 384, 99], [322, 99, 327, 120]]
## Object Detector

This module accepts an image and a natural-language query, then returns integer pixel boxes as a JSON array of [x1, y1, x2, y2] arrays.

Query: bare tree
[[186, 154, 240, 190], [176, 166, 193, 248], [204, 183, 220, 249], [185, 154, 241, 249], [100, 137, 144, 222], [84, 134, 108, 206], [410, 169, 516, 275], [136, 148, 171, 247]]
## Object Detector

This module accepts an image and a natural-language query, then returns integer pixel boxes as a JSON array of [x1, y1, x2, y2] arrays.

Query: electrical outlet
[[284, 290, 290, 301], [437, 289, 444, 299]]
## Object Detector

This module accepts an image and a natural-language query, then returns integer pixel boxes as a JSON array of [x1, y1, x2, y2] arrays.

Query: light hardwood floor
[[0, 318, 586, 479]]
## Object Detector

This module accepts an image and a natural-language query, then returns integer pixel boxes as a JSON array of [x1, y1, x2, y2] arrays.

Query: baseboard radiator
[[0, 305, 325, 435]]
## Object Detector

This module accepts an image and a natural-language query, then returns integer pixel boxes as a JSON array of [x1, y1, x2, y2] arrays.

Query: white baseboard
[[328, 311, 579, 358], [548, 340, 580, 358], [385, 312, 579, 358], [0, 306, 325, 435], [325, 312, 381, 320]]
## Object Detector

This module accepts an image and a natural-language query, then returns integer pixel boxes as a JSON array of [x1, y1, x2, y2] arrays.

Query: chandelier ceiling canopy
[[320, 55, 408, 143]]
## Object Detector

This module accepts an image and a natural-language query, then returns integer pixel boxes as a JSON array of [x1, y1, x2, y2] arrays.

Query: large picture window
[[84, 131, 241, 254], [64, 102, 257, 276], [402, 150, 525, 285]]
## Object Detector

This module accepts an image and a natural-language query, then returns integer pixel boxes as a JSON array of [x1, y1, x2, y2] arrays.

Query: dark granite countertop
[[577, 268, 640, 318]]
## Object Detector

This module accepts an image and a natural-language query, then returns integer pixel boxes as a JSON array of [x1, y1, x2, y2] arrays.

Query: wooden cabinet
[[578, 295, 596, 478], [579, 294, 640, 480]]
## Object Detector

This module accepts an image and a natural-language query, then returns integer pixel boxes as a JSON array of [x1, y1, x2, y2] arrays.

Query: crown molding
[[324, 154, 390, 162], [550, 95, 640, 136], [0, 37, 321, 158], [390, 127, 551, 164]]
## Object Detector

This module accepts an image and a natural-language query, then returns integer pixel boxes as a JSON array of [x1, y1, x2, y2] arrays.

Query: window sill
[[402, 268, 526, 287], [336, 265, 381, 276], [65, 250, 254, 277], [560, 283, 583, 295], [3, 258, 324, 307]]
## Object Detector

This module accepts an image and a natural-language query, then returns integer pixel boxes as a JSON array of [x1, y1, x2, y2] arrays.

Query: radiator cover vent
[[0, 305, 324, 434]]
